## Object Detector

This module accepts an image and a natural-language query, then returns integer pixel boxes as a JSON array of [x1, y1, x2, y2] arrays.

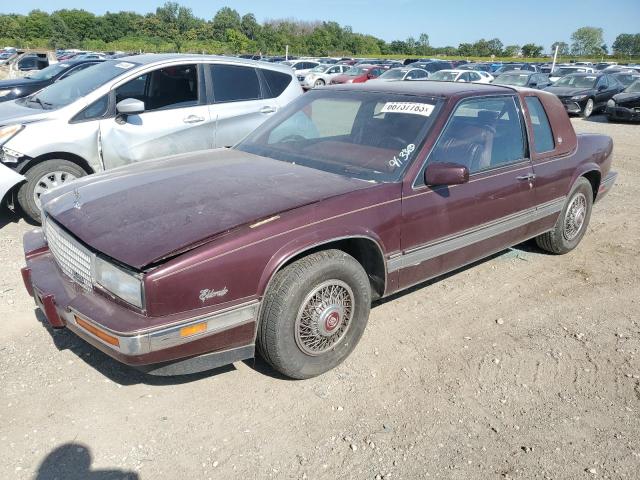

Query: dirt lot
[[1, 115, 638, 480]]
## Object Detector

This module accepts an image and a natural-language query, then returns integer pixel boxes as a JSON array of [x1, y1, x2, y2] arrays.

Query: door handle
[[183, 115, 205, 124], [260, 106, 277, 114], [516, 173, 536, 182]]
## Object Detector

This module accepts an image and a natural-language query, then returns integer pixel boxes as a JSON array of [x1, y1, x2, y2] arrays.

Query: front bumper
[[559, 98, 586, 114], [0, 162, 25, 205], [21, 230, 258, 375], [606, 105, 640, 122]]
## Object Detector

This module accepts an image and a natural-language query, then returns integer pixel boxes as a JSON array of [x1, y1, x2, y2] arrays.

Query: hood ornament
[[72, 188, 82, 210]]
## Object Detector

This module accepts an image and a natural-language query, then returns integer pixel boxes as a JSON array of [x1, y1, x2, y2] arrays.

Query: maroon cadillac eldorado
[[21, 82, 617, 379]]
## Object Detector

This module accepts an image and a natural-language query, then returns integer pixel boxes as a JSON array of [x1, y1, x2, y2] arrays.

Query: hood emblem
[[72, 188, 83, 210], [199, 287, 229, 303]]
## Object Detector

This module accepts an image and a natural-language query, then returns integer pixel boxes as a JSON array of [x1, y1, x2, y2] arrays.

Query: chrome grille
[[44, 217, 93, 290]]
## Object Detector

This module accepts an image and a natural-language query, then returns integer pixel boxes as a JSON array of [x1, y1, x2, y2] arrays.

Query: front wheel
[[17, 159, 86, 223], [581, 98, 594, 118], [257, 250, 371, 379], [535, 177, 593, 254], [314, 79, 325, 88]]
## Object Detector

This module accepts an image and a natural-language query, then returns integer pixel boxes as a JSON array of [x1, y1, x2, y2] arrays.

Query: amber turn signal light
[[180, 322, 207, 338], [75, 316, 120, 347]]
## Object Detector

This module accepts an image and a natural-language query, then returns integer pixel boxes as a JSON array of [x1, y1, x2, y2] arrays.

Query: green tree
[[612, 33, 640, 57], [487, 38, 503, 56], [21, 10, 51, 41], [212, 7, 241, 41], [240, 13, 260, 41], [521, 43, 543, 57], [550, 41, 569, 56], [54, 9, 97, 41], [571, 26, 604, 56], [417, 33, 430, 55], [502, 45, 521, 57]]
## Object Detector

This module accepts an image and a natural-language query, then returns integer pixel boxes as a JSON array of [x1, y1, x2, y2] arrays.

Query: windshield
[[23, 60, 139, 109], [378, 69, 406, 80], [625, 80, 640, 93], [25, 62, 72, 81], [496, 73, 530, 86], [345, 67, 367, 76], [553, 75, 597, 89], [236, 90, 443, 182], [430, 71, 458, 81]]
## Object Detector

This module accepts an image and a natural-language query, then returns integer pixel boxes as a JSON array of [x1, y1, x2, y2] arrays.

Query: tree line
[[0, 4, 638, 59]]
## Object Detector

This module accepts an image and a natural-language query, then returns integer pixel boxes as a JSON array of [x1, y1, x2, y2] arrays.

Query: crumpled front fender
[[0, 163, 25, 204]]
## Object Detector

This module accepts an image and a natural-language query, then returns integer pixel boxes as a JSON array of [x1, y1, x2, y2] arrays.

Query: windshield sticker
[[114, 62, 135, 69], [389, 143, 416, 168], [381, 102, 434, 117]]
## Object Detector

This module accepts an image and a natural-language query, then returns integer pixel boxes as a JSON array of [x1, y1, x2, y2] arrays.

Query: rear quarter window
[[261, 68, 293, 98], [525, 96, 555, 153]]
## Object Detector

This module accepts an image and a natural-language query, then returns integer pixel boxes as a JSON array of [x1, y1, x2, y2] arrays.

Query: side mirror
[[425, 162, 469, 186], [116, 98, 145, 115]]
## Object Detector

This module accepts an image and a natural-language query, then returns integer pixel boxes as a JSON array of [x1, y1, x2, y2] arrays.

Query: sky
[[3, 0, 639, 50]]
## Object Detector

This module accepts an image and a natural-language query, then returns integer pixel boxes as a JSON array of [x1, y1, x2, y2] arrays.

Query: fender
[[257, 225, 389, 299], [0, 163, 25, 205]]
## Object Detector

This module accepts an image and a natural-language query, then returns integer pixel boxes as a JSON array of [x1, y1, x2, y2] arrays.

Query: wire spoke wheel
[[294, 279, 354, 356], [563, 192, 587, 241]]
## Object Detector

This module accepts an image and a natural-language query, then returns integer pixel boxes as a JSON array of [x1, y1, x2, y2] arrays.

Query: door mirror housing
[[425, 162, 470, 186], [116, 98, 145, 115]]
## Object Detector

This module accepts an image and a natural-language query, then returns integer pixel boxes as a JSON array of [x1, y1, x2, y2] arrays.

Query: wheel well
[[582, 170, 601, 201], [277, 238, 386, 300], [22, 152, 94, 175]]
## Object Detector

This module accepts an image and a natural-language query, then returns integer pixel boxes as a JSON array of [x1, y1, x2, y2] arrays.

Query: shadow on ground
[[34, 443, 139, 480]]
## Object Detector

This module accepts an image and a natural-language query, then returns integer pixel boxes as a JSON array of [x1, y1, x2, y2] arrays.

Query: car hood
[[43, 148, 374, 269], [544, 86, 593, 97], [0, 77, 45, 89], [0, 99, 50, 125], [613, 92, 640, 107]]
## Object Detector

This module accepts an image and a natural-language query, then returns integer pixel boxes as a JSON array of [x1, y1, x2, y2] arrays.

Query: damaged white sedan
[[0, 54, 302, 222]]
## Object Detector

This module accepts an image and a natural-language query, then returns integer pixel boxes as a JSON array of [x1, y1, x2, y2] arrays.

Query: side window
[[414, 70, 427, 79], [328, 66, 339, 74], [211, 64, 261, 103], [146, 64, 198, 110], [471, 72, 481, 81], [71, 94, 110, 122], [596, 76, 608, 88], [428, 96, 526, 173], [460, 72, 471, 82], [525, 97, 554, 153], [260, 68, 292, 98], [115, 74, 147, 104]]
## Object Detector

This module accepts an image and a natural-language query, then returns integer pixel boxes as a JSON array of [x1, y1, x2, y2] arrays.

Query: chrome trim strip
[[387, 197, 565, 272], [65, 301, 259, 356]]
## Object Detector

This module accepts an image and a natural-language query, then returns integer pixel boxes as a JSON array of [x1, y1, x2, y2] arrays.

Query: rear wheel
[[257, 250, 371, 379], [17, 159, 86, 223], [581, 98, 594, 118], [535, 177, 593, 254]]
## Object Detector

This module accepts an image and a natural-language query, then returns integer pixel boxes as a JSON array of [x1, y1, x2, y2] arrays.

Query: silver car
[[298, 64, 351, 89], [0, 54, 302, 221]]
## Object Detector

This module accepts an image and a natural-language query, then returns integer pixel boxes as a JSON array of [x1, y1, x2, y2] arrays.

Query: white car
[[282, 60, 320, 77], [298, 64, 350, 89], [368, 67, 429, 82], [428, 69, 493, 84], [0, 54, 302, 221], [549, 66, 595, 83]]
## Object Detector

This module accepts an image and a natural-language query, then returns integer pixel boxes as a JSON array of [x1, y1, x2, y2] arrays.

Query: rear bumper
[[22, 230, 258, 374]]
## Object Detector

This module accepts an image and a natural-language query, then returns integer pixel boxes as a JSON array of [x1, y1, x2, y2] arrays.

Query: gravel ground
[[1, 115, 638, 480]]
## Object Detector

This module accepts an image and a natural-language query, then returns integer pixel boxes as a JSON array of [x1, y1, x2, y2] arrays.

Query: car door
[[99, 63, 213, 169], [396, 95, 538, 289], [594, 75, 612, 108], [208, 63, 277, 148]]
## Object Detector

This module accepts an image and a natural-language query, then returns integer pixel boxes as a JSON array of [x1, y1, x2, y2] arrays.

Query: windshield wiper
[[28, 96, 53, 110]]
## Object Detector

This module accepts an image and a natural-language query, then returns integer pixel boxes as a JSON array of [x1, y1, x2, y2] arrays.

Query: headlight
[[0, 89, 12, 97], [607, 99, 615, 107], [0, 124, 24, 146], [94, 256, 144, 309], [571, 95, 587, 101]]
